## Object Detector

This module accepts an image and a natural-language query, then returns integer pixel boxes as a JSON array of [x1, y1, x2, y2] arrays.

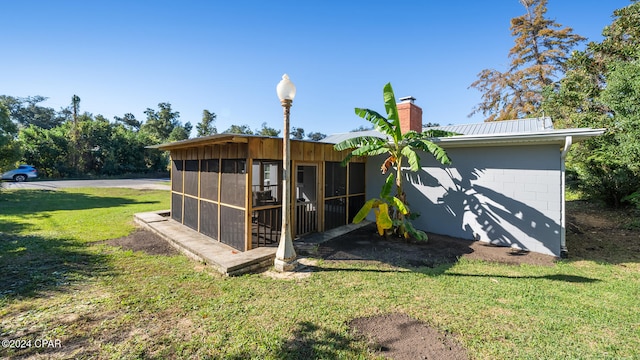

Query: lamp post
[[274, 74, 297, 271]]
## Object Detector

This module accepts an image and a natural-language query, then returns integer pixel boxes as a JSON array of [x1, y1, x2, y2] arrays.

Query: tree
[[168, 122, 192, 141], [542, 1, 640, 207], [307, 131, 327, 141], [470, 0, 584, 121], [334, 83, 453, 240], [69, 95, 81, 172], [351, 125, 374, 132], [256, 122, 280, 137], [196, 109, 217, 137], [291, 127, 305, 140], [224, 124, 253, 134], [114, 113, 141, 131], [0, 95, 62, 129], [0, 103, 21, 171], [141, 102, 182, 143]]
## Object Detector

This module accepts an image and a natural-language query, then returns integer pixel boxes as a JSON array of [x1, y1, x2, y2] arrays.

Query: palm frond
[[413, 140, 451, 165], [380, 173, 395, 199], [382, 83, 402, 141], [351, 142, 388, 157], [401, 146, 421, 172], [333, 136, 385, 151], [354, 108, 395, 136]]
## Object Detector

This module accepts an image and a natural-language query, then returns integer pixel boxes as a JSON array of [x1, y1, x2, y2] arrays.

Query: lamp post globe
[[274, 74, 297, 272]]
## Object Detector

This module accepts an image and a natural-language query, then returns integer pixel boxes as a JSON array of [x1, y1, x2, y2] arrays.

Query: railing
[[296, 201, 317, 236], [251, 207, 281, 248]]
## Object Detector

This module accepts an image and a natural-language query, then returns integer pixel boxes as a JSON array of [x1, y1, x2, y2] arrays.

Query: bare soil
[[102, 229, 178, 256], [350, 313, 469, 360], [104, 201, 639, 360]]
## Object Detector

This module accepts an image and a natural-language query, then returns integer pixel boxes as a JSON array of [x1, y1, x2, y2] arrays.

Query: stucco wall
[[365, 144, 563, 256]]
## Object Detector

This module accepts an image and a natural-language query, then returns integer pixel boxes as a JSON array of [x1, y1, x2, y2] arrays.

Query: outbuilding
[[156, 135, 366, 252], [157, 98, 602, 258]]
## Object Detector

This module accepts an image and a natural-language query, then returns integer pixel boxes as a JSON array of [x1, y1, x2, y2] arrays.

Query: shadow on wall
[[407, 166, 562, 256]]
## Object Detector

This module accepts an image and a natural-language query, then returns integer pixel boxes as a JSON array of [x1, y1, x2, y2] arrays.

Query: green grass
[[1, 188, 639, 359]]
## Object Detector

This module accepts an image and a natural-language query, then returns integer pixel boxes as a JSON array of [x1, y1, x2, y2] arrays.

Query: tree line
[[0, 96, 326, 179], [470, 0, 640, 208]]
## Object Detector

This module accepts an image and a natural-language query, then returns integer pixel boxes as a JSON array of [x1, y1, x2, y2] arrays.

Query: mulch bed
[[302, 223, 557, 268]]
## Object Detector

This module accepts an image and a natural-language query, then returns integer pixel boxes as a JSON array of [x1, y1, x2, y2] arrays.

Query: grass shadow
[[277, 321, 366, 359], [0, 189, 159, 217], [443, 272, 600, 283], [0, 232, 110, 301]]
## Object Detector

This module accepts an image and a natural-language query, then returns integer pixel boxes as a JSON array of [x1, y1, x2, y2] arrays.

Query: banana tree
[[334, 82, 454, 240]]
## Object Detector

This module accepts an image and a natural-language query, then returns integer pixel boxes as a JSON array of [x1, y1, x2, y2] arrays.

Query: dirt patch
[[565, 200, 640, 263], [350, 313, 468, 360], [101, 229, 179, 256], [301, 224, 557, 268]]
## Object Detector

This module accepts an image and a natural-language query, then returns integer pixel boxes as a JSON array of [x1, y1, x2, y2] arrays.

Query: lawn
[[1, 188, 639, 359]]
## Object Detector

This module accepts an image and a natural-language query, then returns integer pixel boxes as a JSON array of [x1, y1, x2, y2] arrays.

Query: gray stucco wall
[[365, 144, 563, 256]]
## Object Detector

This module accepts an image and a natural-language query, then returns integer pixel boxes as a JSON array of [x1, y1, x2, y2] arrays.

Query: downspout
[[560, 136, 573, 258]]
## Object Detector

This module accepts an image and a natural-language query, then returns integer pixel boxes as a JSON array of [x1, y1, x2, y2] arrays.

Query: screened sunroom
[[157, 134, 366, 252]]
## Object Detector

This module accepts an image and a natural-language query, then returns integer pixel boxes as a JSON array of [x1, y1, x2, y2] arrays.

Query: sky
[[1, 0, 632, 136]]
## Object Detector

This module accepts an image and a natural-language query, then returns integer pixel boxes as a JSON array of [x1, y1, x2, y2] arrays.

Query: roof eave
[[433, 128, 605, 148]]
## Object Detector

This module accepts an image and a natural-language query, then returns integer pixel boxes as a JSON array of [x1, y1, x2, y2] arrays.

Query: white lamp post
[[274, 74, 297, 271]]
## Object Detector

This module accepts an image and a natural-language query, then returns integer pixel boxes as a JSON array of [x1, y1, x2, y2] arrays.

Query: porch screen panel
[[183, 196, 198, 230], [349, 163, 366, 194], [348, 195, 366, 223], [324, 198, 346, 230], [325, 162, 347, 197], [200, 159, 219, 201], [184, 160, 199, 196], [220, 205, 245, 250], [171, 192, 183, 223], [171, 160, 183, 192], [200, 201, 218, 239], [221, 159, 246, 207]]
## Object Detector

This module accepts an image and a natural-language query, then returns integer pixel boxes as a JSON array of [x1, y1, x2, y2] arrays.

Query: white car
[[1, 165, 39, 182]]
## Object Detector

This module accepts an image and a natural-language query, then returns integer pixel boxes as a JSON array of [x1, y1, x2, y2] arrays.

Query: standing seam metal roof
[[321, 117, 555, 144]]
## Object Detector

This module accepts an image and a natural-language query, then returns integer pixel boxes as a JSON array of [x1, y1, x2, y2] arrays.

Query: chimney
[[397, 96, 423, 134]]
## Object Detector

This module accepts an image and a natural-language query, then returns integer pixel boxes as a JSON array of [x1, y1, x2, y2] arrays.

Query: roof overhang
[[148, 134, 257, 151], [432, 128, 605, 148]]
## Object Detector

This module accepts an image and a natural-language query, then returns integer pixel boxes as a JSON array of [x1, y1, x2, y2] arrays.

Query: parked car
[[1, 165, 38, 182]]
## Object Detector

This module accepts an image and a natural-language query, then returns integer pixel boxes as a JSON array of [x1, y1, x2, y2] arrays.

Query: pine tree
[[470, 0, 584, 121], [196, 109, 217, 137]]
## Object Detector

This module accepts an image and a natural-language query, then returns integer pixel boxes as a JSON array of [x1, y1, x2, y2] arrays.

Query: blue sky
[[1, 0, 631, 136]]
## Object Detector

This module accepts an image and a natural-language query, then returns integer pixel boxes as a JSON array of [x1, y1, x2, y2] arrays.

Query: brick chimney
[[397, 96, 422, 134]]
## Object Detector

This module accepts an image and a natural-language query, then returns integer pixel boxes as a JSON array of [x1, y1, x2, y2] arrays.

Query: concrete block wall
[[365, 144, 564, 256]]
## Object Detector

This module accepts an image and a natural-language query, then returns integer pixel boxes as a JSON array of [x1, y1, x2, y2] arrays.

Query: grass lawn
[[1, 188, 639, 359]]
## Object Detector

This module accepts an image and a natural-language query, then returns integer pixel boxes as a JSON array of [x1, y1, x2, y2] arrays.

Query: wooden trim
[[217, 151, 222, 241], [169, 155, 173, 218], [181, 159, 185, 225], [319, 161, 325, 232], [246, 158, 253, 251], [197, 157, 201, 232]]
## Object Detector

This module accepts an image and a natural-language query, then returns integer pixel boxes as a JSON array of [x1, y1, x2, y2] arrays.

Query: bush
[[573, 153, 640, 207]]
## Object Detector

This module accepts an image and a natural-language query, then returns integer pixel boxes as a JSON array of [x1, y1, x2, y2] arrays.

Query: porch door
[[294, 165, 318, 236]]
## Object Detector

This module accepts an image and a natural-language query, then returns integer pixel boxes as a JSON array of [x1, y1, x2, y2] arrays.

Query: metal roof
[[321, 117, 603, 147], [429, 117, 554, 135]]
